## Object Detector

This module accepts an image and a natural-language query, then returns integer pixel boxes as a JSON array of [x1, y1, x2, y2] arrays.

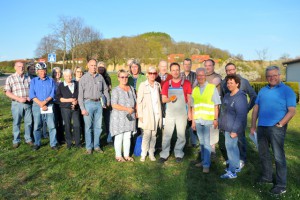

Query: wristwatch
[[277, 122, 283, 127]]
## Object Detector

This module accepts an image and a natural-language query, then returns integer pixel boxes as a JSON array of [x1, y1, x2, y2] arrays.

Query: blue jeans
[[195, 123, 211, 168], [32, 103, 57, 147], [11, 101, 32, 144], [225, 131, 240, 173], [257, 125, 287, 188], [83, 100, 103, 150]]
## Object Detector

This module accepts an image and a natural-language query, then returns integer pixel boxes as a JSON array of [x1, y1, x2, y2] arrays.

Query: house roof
[[282, 58, 300, 66]]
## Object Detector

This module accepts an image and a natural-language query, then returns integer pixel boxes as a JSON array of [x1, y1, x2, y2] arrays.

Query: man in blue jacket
[[251, 66, 296, 196], [220, 62, 257, 168], [29, 62, 58, 151]]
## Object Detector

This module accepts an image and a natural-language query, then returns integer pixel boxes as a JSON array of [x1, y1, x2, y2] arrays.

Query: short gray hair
[[63, 69, 72, 76], [196, 67, 206, 74], [265, 66, 281, 76]]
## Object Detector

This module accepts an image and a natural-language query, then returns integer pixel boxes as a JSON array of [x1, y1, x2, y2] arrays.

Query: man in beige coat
[[137, 66, 162, 162]]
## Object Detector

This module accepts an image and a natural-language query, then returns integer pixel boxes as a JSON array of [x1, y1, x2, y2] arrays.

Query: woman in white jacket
[[137, 66, 163, 162]]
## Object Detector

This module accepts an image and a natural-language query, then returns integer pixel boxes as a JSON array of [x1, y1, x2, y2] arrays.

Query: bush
[[250, 82, 299, 103]]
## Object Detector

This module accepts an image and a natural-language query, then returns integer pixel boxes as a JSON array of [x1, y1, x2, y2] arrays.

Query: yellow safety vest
[[192, 83, 215, 120]]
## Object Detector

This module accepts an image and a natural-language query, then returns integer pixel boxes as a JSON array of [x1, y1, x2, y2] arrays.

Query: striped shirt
[[180, 71, 196, 88], [4, 73, 31, 98]]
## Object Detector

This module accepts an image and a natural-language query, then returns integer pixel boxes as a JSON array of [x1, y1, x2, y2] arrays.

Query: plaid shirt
[[180, 71, 196, 87], [4, 73, 31, 98]]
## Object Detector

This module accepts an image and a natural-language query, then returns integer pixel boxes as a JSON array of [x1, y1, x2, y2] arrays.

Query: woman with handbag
[[110, 69, 137, 162], [137, 66, 162, 162]]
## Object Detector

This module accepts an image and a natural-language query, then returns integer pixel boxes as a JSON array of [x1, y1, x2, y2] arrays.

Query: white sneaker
[[140, 156, 146, 162], [149, 155, 156, 161], [240, 160, 245, 169]]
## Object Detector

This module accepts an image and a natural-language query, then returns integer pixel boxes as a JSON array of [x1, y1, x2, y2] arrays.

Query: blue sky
[[0, 0, 299, 61]]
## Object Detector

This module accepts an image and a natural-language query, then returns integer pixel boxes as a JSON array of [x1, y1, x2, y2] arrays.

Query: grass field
[[0, 75, 299, 199]]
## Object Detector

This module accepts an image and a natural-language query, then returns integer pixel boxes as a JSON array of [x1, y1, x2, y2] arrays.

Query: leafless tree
[[35, 34, 58, 58], [256, 48, 268, 67]]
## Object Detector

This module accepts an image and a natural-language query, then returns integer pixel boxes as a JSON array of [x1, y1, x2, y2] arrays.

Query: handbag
[[133, 135, 143, 156]]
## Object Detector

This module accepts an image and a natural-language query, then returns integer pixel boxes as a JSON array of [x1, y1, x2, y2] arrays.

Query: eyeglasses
[[119, 76, 128, 79], [148, 72, 157, 75], [76, 71, 83, 73], [266, 74, 279, 78]]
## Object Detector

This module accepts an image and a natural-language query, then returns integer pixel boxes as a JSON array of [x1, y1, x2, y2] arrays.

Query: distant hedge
[[250, 82, 299, 103]]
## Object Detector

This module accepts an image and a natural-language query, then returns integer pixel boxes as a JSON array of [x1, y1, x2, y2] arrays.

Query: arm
[[102, 76, 110, 106], [250, 104, 259, 135], [277, 107, 296, 127], [187, 93, 192, 120], [213, 105, 219, 129], [245, 80, 257, 111], [5, 91, 27, 103], [137, 83, 144, 122]]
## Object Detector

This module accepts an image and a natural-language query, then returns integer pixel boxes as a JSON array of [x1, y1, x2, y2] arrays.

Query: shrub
[[250, 82, 299, 103]]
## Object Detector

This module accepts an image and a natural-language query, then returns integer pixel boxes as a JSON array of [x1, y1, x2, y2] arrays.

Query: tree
[[256, 48, 268, 67], [80, 26, 102, 60], [35, 34, 58, 58]]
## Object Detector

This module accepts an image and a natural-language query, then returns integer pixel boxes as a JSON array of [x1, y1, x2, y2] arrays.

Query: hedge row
[[250, 82, 299, 103]]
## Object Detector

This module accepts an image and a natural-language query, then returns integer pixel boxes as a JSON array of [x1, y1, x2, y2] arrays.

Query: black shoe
[[51, 146, 58, 150], [269, 186, 286, 195], [211, 152, 217, 159], [176, 157, 183, 163], [256, 178, 273, 185], [32, 145, 40, 151], [158, 157, 167, 164]]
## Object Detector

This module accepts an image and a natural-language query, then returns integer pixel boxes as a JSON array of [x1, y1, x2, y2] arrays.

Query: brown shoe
[[195, 162, 203, 168], [94, 147, 104, 153], [13, 143, 20, 149], [203, 167, 210, 173], [26, 141, 34, 146], [86, 149, 92, 155]]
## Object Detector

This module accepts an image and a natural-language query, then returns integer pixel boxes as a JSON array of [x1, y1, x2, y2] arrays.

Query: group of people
[[4, 58, 296, 196]]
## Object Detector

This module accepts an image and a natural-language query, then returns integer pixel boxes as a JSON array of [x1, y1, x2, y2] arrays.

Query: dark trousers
[[103, 107, 112, 143], [60, 108, 81, 147], [54, 104, 65, 144], [257, 125, 287, 188], [238, 130, 247, 163]]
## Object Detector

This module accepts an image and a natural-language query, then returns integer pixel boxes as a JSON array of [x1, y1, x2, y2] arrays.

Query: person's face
[[54, 69, 61, 79], [28, 66, 36, 75], [64, 73, 72, 83], [170, 65, 180, 79], [227, 78, 239, 92], [225, 64, 236, 75], [15, 62, 24, 75], [98, 66, 105, 75], [204, 60, 214, 74], [37, 69, 46, 79], [118, 72, 129, 85], [75, 68, 83, 79], [196, 70, 206, 85], [183, 60, 192, 72], [131, 64, 139, 75], [147, 69, 157, 82], [88, 60, 97, 74], [266, 69, 281, 87], [158, 61, 168, 75]]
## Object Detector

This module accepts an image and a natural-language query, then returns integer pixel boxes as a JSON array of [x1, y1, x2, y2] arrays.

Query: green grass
[[0, 77, 300, 199]]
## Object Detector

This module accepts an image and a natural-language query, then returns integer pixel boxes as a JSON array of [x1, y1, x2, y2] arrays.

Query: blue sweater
[[219, 90, 248, 135]]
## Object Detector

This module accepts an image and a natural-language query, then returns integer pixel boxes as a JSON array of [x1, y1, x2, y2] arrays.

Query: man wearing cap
[[78, 59, 110, 154], [29, 62, 58, 150], [4, 61, 33, 148]]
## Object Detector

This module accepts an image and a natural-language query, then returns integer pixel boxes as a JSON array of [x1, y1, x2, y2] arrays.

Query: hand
[[72, 99, 78, 105], [139, 117, 143, 123], [81, 110, 89, 116], [191, 120, 196, 131], [18, 97, 27, 103], [42, 106, 48, 111], [230, 132, 238, 138], [106, 103, 110, 107], [250, 127, 256, 135], [213, 120, 218, 129], [127, 107, 134, 114]]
